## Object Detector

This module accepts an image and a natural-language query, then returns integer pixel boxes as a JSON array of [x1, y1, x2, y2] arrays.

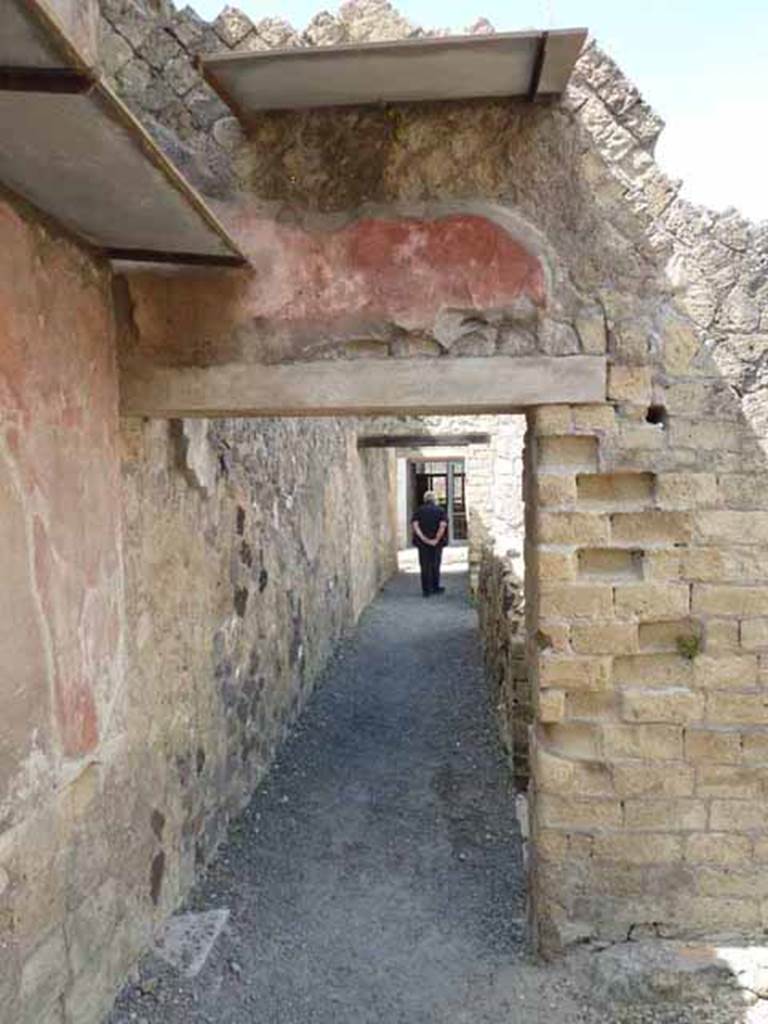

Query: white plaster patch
[[152, 908, 230, 978]]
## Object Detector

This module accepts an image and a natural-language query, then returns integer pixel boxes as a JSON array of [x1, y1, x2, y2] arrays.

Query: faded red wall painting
[[127, 213, 546, 365], [0, 200, 121, 766]]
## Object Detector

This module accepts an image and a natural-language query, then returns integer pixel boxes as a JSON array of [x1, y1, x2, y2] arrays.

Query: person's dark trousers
[[434, 544, 443, 590], [418, 544, 441, 595]]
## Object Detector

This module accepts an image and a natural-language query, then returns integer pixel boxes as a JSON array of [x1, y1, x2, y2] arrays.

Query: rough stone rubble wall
[[0, 195, 397, 1024], [96, 0, 491, 201], [478, 548, 528, 788]]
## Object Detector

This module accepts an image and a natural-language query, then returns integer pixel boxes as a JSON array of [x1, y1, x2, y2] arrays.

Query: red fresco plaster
[[130, 212, 545, 361], [0, 199, 120, 759]]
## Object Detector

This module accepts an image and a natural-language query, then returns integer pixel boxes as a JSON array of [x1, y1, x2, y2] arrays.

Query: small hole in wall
[[646, 405, 667, 427]]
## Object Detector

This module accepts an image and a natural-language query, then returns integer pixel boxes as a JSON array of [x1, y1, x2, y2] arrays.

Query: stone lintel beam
[[358, 433, 492, 449], [121, 355, 606, 418]]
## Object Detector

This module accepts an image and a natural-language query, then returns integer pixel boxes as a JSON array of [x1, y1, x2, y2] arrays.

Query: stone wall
[[477, 548, 528, 788], [119, 412, 396, 918], [13, 0, 768, 989], [103, 0, 768, 955], [0, 191, 397, 1023]]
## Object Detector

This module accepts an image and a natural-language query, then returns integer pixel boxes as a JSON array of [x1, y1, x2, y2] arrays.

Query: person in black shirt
[[411, 490, 448, 597]]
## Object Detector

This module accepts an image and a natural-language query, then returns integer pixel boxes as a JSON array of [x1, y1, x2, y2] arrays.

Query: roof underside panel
[[203, 29, 588, 116], [0, 87, 236, 258], [0, 0, 244, 265], [0, 1, 67, 68]]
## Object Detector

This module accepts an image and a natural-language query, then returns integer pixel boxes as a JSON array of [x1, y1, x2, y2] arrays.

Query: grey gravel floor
[[108, 562, 539, 1024], [107, 562, 749, 1024]]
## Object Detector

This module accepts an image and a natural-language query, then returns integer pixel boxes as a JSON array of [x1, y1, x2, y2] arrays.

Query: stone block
[[536, 474, 577, 507], [165, 54, 200, 96], [719, 473, 768, 510], [571, 404, 615, 431], [532, 406, 572, 436], [612, 761, 695, 798], [704, 620, 740, 654], [539, 721, 602, 759], [98, 19, 133, 76], [710, 800, 767, 831], [742, 733, 768, 763], [707, 692, 768, 726], [638, 619, 701, 652], [538, 512, 610, 545], [534, 748, 614, 796], [185, 84, 231, 131], [570, 622, 638, 655], [137, 25, 183, 70], [617, 422, 666, 450], [680, 548, 729, 582], [693, 654, 758, 690], [577, 472, 654, 507], [539, 654, 612, 692], [578, 547, 643, 580], [537, 435, 598, 470], [694, 585, 768, 618], [602, 723, 683, 760], [537, 795, 623, 830], [593, 833, 683, 864], [613, 653, 693, 687], [685, 833, 752, 866], [581, 471, 659, 507], [540, 583, 613, 620], [624, 798, 707, 831], [684, 729, 742, 764], [695, 765, 760, 799], [614, 583, 690, 621], [656, 473, 718, 508], [538, 688, 565, 723], [669, 419, 742, 452], [536, 829, 569, 860], [575, 312, 608, 355], [611, 510, 692, 544], [659, 312, 700, 375], [696, 866, 768, 899], [607, 365, 652, 405], [536, 623, 570, 652], [672, 896, 760, 932], [566, 691, 616, 719], [696, 511, 768, 545], [213, 5, 256, 45], [537, 550, 577, 581], [741, 619, 768, 650], [622, 688, 704, 725]]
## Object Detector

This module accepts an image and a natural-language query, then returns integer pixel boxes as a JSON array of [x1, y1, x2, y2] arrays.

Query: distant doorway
[[410, 459, 468, 545]]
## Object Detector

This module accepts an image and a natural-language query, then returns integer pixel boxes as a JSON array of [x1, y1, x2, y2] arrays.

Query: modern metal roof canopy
[[0, 0, 244, 266], [203, 29, 587, 117]]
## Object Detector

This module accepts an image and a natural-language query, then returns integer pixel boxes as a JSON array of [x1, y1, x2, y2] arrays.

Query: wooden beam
[[121, 355, 606, 419], [0, 68, 91, 93], [358, 433, 491, 449]]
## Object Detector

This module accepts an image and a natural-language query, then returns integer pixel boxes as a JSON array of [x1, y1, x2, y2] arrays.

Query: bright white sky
[[190, 0, 768, 222]]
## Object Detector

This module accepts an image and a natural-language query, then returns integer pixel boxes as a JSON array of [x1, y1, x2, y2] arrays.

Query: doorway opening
[[410, 458, 468, 545]]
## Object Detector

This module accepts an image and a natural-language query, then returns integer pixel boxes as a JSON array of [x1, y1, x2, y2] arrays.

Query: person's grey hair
[[423, 490, 436, 503]]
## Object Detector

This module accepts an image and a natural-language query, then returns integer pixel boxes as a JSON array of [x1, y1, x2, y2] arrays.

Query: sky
[[190, 0, 768, 222]]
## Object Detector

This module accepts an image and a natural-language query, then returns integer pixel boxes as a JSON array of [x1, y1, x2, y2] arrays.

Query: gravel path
[[108, 564, 547, 1024], [107, 562, 751, 1024]]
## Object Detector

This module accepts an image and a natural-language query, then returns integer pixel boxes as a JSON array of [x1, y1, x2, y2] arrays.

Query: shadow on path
[[109, 567, 531, 1024]]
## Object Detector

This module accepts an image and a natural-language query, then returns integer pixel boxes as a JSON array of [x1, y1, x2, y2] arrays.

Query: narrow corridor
[[109, 558, 531, 1024]]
